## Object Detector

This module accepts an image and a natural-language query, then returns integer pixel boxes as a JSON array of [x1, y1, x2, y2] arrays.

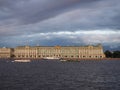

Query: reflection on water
[[0, 60, 120, 90]]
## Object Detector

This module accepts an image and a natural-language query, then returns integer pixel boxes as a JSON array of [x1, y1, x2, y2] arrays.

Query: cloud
[[0, 30, 119, 48], [0, 0, 120, 50], [0, 0, 82, 24]]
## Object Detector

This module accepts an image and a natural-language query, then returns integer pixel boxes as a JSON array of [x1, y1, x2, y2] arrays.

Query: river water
[[0, 60, 120, 90]]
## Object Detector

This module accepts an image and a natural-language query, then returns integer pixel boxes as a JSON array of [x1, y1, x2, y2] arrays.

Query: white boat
[[60, 59, 67, 62], [43, 57, 60, 60], [13, 59, 31, 62]]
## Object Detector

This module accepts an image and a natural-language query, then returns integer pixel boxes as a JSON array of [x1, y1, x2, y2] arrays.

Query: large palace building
[[0, 44, 105, 59]]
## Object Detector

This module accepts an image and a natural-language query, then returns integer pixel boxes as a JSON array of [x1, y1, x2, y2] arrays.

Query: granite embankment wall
[[62, 58, 120, 60], [0, 58, 120, 60]]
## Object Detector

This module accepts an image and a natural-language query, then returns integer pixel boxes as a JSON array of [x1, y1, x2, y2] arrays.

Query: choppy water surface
[[0, 60, 120, 90]]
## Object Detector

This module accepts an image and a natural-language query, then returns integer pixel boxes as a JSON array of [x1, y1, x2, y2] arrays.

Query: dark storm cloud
[[0, 0, 120, 31], [0, 0, 120, 29], [0, 0, 101, 25]]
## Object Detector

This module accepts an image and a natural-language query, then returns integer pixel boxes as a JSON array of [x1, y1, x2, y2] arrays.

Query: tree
[[104, 50, 112, 58], [113, 51, 120, 58]]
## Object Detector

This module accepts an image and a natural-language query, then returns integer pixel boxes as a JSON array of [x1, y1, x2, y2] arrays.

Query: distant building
[[0, 44, 106, 59], [0, 47, 12, 58]]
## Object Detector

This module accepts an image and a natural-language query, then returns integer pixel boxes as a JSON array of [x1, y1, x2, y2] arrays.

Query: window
[[65, 56, 67, 57]]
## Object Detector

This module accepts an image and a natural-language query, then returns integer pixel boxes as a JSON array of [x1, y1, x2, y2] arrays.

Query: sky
[[0, 0, 120, 50]]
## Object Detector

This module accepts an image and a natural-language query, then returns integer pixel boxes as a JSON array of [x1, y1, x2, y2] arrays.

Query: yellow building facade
[[14, 46, 38, 58], [0, 47, 12, 58], [13, 44, 105, 59]]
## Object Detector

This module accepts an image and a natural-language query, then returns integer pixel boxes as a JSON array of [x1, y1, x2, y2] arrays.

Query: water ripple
[[0, 60, 120, 90]]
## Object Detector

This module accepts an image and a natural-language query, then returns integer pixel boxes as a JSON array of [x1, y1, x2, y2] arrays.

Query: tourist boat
[[12, 59, 31, 62], [43, 57, 60, 60]]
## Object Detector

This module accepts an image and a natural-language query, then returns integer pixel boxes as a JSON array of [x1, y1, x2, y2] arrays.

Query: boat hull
[[13, 60, 31, 62], [43, 57, 60, 60]]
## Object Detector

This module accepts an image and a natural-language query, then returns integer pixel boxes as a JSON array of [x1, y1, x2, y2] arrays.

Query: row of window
[[15, 55, 103, 58]]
